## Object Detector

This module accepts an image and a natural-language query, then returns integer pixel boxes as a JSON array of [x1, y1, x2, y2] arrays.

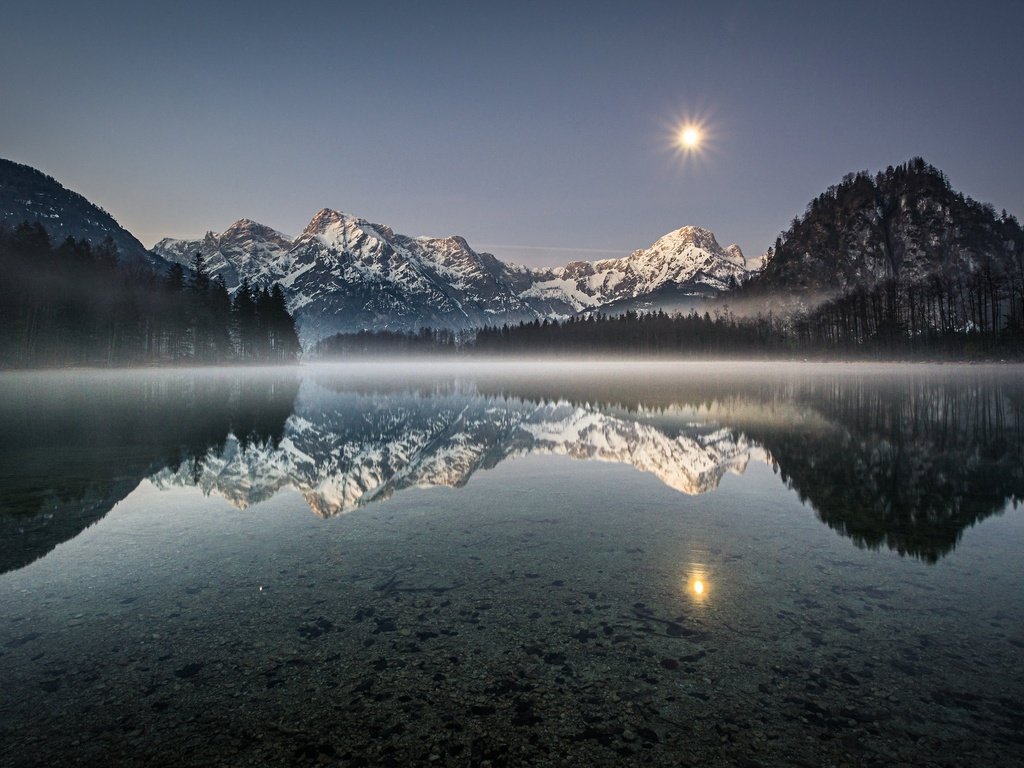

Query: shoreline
[[3, 357, 1024, 375]]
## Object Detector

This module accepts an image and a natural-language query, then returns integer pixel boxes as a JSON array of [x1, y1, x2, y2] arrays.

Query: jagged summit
[[724, 244, 745, 267], [153, 217, 294, 291], [297, 208, 398, 246], [655, 224, 724, 252], [522, 223, 750, 313], [281, 209, 538, 341], [222, 218, 289, 239], [302, 208, 353, 233]]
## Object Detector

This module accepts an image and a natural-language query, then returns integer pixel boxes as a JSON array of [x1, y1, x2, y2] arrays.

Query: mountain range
[[0, 157, 753, 341], [153, 210, 749, 341]]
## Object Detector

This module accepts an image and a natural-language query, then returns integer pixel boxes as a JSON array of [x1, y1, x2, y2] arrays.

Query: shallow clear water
[[1, 362, 1022, 767]]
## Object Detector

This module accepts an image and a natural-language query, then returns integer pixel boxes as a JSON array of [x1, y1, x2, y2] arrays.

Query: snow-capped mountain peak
[[293, 209, 405, 268], [620, 225, 746, 282], [521, 224, 751, 313], [277, 210, 542, 341], [153, 217, 294, 291], [302, 208, 363, 235], [652, 224, 723, 252], [222, 217, 289, 241]]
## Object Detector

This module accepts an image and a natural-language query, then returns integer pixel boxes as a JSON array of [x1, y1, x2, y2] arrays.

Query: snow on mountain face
[[522, 226, 749, 312], [149, 385, 753, 515], [399, 234, 537, 315], [152, 219, 294, 291], [152, 212, 749, 340], [278, 209, 542, 343]]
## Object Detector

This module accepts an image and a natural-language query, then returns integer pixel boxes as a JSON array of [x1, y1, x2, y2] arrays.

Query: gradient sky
[[2, 0, 1022, 266]]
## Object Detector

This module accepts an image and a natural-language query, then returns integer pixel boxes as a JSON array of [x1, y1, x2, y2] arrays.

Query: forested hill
[[747, 158, 1023, 297], [0, 159, 160, 269], [731, 158, 1024, 347]]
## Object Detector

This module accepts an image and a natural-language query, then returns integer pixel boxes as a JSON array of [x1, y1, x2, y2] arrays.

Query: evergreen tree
[[269, 284, 301, 360], [232, 279, 257, 360], [163, 262, 187, 359], [255, 286, 275, 360], [209, 276, 234, 359], [188, 253, 213, 360], [189, 252, 210, 293]]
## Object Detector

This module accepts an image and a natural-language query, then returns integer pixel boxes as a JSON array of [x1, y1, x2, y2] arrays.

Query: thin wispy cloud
[[477, 243, 630, 255]]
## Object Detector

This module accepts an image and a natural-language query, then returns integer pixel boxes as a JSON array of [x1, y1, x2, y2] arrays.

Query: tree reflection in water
[[1, 366, 1020, 573], [0, 371, 299, 573]]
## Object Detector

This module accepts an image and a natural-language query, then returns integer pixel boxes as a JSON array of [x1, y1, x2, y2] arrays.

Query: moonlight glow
[[667, 116, 712, 160], [685, 571, 710, 601]]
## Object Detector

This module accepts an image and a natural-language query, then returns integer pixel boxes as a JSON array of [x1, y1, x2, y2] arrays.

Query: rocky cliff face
[[279, 209, 541, 342]]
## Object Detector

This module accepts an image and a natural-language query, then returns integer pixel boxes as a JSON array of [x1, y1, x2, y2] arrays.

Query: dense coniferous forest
[[315, 328, 463, 356], [317, 304, 1023, 360], [472, 312, 787, 357], [313, 314, 787, 358], [0, 222, 301, 367], [315, 313, 781, 359]]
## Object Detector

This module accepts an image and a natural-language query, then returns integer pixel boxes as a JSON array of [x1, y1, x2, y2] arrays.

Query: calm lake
[[1, 362, 1022, 767]]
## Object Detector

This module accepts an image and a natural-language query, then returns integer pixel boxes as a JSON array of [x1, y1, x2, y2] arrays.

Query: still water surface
[[1, 363, 1022, 766]]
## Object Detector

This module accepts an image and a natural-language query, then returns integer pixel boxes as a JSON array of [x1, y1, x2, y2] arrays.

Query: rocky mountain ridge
[[154, 212, 750, 340], [152, 218, 294, 292], [522, 226, 747, 313]]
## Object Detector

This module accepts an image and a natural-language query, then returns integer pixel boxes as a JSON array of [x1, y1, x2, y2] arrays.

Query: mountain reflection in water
[[1, 364, 1021, 573]]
